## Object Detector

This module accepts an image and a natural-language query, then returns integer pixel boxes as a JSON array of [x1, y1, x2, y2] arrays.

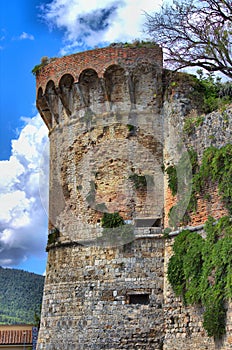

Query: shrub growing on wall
[[166, 144, 232, 227], [101, 212, 125, 228], [168, 216, 232, 338]]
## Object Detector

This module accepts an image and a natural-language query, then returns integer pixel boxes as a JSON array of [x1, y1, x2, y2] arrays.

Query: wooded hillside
[[0, 266, 44, 324]]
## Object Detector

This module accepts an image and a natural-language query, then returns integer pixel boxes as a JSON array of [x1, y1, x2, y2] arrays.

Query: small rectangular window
[[134, 218, 161, 228], [128, 294, 150, 305]]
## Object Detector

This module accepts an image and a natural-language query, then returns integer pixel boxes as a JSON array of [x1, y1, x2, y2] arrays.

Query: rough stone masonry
[[35, 45, 232, 349]]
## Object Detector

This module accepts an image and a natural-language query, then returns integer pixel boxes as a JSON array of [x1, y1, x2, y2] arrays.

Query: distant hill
[[0, 266, 44, 325]]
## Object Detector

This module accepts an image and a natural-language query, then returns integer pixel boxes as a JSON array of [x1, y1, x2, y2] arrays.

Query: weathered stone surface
[[36, 46, 231, 350], [38, 239, 165, 350]]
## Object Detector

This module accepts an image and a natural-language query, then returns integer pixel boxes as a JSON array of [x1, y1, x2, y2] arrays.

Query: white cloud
[[40, 0, 163, 55], [19, 32, 35, 40], [0, 115, 49, 268]]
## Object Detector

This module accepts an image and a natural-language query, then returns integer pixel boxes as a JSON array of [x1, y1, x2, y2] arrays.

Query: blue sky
[[0, 0, 163, 275]]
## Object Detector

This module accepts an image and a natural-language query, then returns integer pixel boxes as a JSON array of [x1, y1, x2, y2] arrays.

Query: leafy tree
[[145, 0, 232, 78]]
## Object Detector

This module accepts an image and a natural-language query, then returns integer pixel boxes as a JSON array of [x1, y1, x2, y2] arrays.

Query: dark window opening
[[134, 218, 161, 228], [128, 294, 150, 305]]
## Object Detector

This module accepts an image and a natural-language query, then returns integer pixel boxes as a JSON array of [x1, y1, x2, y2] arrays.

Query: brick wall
[[36, 45, 163, 92]]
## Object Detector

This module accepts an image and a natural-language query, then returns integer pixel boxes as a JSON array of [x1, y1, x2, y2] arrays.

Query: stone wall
[[162, 73, 232, 349], [38, 238, 165, 350], [163, 234, 232, 350], [36, 45, 165, 349], [163, 72, 231, 228], [36, 46, 231, 349]]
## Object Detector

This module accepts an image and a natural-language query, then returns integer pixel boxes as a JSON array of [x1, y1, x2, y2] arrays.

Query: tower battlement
[[36, 45, 163, 91], [36, 45, 163, 131]]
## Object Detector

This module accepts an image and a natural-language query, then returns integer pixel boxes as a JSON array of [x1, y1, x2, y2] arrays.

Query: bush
[[196, 70, 232, 113], [101, 212, 125, 228]]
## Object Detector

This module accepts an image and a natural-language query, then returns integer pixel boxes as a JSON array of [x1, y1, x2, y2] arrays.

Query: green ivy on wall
[[167, 216, 232, 338], [193, 145, 232, 215], [165, 166, 178, 196], [166, 144, 232, 227]]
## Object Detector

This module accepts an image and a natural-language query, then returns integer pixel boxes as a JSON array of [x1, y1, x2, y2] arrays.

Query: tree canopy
[[145, 0, 232, 79], [0, 267, 44, 325]]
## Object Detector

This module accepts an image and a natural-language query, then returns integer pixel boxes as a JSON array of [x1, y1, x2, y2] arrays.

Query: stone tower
[[36, 45, 165, 349], [36, 45, 232, 350]]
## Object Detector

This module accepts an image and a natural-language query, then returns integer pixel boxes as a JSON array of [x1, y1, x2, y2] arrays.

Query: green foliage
[[166, 149, 198, 195], [31, 63, 44, 76], [129, 173, 147, 190], [99, 213, 134, 246], [196, 70, 232, 113], [194, 144, 232, 214], [167, 144, 232, 226], [32, 57, 49, 76], [31, 56, 55, 76], [101, 212, 125, 228], [114, 40, 157, 48], [168, 216, 232, 338], [0, 267, 44, 325], [165, 166, 177, 196], [127, 124, 136, 132], [48, 227, 60, 245], [183, 114, 204, 136], [203, 299, 226, 338], [163, 227, 172, 238]]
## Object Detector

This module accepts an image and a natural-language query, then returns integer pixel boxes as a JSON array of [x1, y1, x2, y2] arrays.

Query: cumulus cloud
[[0, 115, 49, 268], [19, 32, 35, 40], [40, 0, 162, 55]]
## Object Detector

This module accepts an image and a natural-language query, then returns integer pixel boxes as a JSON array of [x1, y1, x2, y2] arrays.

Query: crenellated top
[[36, 45, 163, 94], [36, 45, 163, 131]]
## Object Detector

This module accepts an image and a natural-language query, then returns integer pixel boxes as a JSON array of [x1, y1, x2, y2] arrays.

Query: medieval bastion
[[35, 44, 232, 349]]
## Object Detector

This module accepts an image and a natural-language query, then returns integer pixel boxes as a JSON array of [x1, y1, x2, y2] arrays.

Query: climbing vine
[[166, 144, 232, 227], [193, 145, 232, 215], [183, 114, 204, 136], [165, 166, 177, 196], [167, 216, 232, 338]]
